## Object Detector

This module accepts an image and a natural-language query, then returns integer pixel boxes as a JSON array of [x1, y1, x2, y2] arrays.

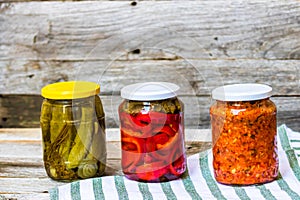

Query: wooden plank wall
[[0, 0, 300, 130]]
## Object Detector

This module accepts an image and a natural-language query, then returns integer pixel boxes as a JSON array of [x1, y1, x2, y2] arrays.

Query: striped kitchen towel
[[50, 124, 300, 200]]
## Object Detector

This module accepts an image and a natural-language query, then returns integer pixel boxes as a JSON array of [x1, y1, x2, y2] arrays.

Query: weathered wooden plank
[[0, 95, 43, 128], [0, 178, 64, 193], [0, 1, 299, 61], [0, 128, 41, 140], [1, 194, 49, 200], [0, 1, 299, 128], [0, 128, 210, 199], [1, 59, 300, 95], [0, 0, 124, 2], [1, 94, 300, 130], [0, 142, 43, 165], [0, 0, 138, 2], [0, 165, 46, 178]]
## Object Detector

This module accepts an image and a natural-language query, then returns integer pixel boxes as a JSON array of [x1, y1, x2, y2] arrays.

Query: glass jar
[[118, 82, 186, 182], [210, 83, 278, 185], [40, 81, 106, 181]]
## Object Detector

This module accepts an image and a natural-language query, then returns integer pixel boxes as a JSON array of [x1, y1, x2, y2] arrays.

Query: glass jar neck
[[46, 95, 96, 105], [216, 98, 270, 105]]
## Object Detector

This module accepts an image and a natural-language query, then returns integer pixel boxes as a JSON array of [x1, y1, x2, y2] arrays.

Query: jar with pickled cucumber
[[40, 81, 106, 181], [119, 82, 186, 182], [210, 83, 278, 185]]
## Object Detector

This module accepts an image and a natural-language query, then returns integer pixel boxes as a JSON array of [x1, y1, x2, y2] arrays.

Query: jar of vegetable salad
[[119, 82, 186, 182], [40, 81, 106, 181], [210, 83, 278, 185]]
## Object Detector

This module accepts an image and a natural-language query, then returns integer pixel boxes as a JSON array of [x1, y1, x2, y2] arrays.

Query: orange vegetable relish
[[210, 98, 278, 185]]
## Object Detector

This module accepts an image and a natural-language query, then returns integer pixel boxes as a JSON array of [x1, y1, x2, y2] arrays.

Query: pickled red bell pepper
[[121, 136, 143, 170], [120, 110, 186, 182], [135, 161, 168, 180]]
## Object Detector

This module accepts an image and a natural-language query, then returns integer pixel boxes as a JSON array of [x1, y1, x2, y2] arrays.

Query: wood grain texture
[[1, 59, 300, 95], [1, 1, 299, 199], [0, 1, 299, 62], [1, 0, 300, 128]]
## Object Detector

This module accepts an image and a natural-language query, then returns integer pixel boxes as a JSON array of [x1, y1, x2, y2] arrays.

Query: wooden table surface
[[0, 128, 211, 200]]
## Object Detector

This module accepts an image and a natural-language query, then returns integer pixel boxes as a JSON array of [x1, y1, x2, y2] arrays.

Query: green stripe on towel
[[286, 150, 300, 181], [233, 187, 251, 200], [255, 185, 276, 200], [181, 171, 202, 200], [278, 125, 300, 182], [114, 176, 129, 200], [71, 181, 81, 200], [138, 183, 153, 200], [93, 178, 105, 200], [277, 172, 300, 200], [290, 140, 300, 143], [160, 182, 177, 200], [50, 188, 59, 200], [199, 153, 226, 200]]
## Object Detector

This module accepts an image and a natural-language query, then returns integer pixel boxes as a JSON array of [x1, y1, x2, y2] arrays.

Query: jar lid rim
[[41, 81, 100, 99], [121, 82, 179, 101], [212, 83, 272, 101]]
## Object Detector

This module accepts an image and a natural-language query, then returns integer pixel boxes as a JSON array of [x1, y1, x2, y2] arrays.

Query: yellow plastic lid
[[41, 81, 100, 99]]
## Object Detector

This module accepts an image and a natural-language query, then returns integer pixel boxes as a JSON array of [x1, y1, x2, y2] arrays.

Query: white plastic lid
[[121, 82, 179, 101], [212, 83, 272, 101]]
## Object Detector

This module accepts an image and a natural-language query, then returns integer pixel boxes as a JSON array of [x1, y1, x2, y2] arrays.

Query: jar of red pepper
[[210, 83, 278, 185], [119, 82, 186, 182]]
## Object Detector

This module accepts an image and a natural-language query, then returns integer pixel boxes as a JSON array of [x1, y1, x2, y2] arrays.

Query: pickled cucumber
[[41, 96, 107, 181], [67, 106, 94, 169]]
